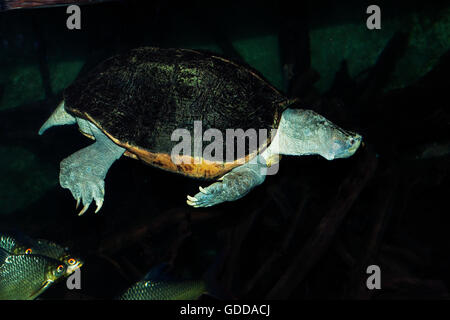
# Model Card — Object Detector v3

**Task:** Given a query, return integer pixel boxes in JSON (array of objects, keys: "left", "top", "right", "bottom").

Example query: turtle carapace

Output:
[{"left": 39, "top": 47, "right": 362, "bottom": 215}]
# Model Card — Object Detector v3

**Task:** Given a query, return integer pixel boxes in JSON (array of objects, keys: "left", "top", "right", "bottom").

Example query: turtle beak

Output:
[{"left": 348, "top": 134, "right": 362, "bottom": 155}]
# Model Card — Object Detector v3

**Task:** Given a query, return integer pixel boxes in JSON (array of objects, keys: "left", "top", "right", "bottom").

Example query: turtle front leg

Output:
[
  {"left": 60, "top": 121, "right": 125, "bottom": 215},
  {"left": 187, "top": 157, "right": 267, "bottom": 208}
]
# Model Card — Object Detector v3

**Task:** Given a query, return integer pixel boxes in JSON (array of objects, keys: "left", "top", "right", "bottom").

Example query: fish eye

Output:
[
  {"left": 349, "top": 138, "right": 355, "bottom": 145},
  {"left": 25, "top": 248, "right": 32, "bottom": 254},
  {"left": 68, "top": 258, "right": 76, "bottom": 265},
  {"left": 57, "top": 265, "right": 65, "bottom": 273}
]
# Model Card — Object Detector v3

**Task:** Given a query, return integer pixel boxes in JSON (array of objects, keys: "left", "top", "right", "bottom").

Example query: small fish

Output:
[
  {"left": 0, "top": 232, "right": 33, "bottom": 255},
  {"left": 118, "top": 264, "right": 206, "bottom": 300},
  {"left": 119, "top": 278, "right": 206, "bottom": 300},
  {"left": 0, "top": 232, "right": 83, "bottom": 276},
  {"left": 28, "top": 239, "right": 83, "bottom": 276},
  {"left": 0, "top": 247, "right": 67, "bottom": 300}
]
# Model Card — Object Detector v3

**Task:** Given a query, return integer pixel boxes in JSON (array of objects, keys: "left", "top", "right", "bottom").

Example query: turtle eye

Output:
[
  {"left": 57, "top": 265, "right": 65, "bottom": 274},
  {"left": 68, "top": 258, "right": 76, "bottom": 265},
  {"left": 25, "top": 248, "right": 32, "bottom": 254}
]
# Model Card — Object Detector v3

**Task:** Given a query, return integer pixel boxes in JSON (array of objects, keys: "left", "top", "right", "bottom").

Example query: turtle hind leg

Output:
[
  {"left": 59, "top": 120, "right": 125, "bottom": 215},
  {"left": 187, "top": 157, "right": 267, "bottom": 208}
]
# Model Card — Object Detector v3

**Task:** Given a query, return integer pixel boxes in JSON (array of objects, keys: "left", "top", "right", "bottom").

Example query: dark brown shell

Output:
[{"left": 64, "top": 47, "right": 293, "bottom": 179}]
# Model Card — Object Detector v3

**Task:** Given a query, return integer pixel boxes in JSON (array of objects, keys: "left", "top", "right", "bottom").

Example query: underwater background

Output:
[{"left": 0, "top": 0, "right": 449, "bottom": 299}]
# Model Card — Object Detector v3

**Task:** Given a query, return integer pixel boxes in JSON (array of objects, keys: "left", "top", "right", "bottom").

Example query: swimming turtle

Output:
[{"left": 39, "top": 47, "right": 362, "bottom": 215}]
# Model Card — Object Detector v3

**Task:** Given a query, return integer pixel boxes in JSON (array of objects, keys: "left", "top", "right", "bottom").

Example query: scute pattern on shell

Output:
[{"left": 64, "top": 47, "right": 290, "bottom": 161}]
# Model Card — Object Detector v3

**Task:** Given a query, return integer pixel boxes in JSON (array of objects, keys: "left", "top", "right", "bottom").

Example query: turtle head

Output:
[
  {"left": 321, "top": 129, "right": 362, "bottom": 160},
  {"left": 309, "top": 112, "right": 362, "bottom": 160},
  {"left": 278, "top": 109, "right": 362, "bottom": 160}
]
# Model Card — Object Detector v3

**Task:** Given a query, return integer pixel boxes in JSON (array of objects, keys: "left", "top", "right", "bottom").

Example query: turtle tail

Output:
[{"left": 39, "top": 101, "right": 76, "bottom": 135}]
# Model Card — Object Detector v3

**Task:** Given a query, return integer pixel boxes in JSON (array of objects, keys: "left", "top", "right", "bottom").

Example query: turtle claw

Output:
[
  {"left": 78, "top": 203, "right": 90, "bottom": 216},
  {"left": 186, "top": 163, "right": 266, "bottom": 208},
  {"left": 76, "top": 190, "right": 104, "bottom": 216},
  {"left": 186, "top": 182, "right": 225, "bottom": 208},
  {"left": 186, "top": 186, "right": 214, "bottom": 207},
  {"left": 199, "top": 186, "right": 209, "bottom": 194},
  {"left": 94, "top": 199, "right": 104, "bottom": 214},
  {"left": 60, "top": 157, "right": 106, "bottom": 216},
  {"left": 187, "top": 195, "right": 198, "bottom": 202},
  {"left": 66, "top": 180, "right": 104, "bottom": 216},
  {"left": 186, "top": 197, "right": 202, "bottom": 208}
]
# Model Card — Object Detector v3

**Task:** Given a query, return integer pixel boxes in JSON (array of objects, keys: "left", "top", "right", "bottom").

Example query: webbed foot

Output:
[
  {"left": 60, "top": 156, "right": 105, "bottom": 216},
  {"left": 58, "top": 120, "right": 125, "bottom": 216},
  {"left": 187, "top": 159, "right": 267, "bottom": 208}
]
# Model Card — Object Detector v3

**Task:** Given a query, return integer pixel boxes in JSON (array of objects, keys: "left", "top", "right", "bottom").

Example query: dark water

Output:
[{"left": 0, "top": 0, "right": 449, "bottom": 300}]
